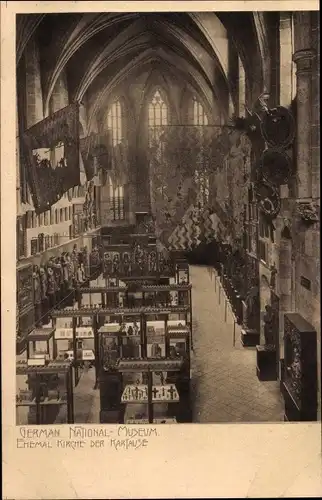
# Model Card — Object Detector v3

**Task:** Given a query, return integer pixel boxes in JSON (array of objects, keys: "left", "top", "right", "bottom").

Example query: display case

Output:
[
  {"left": 166, "top": 323, "right": 190, "bottom": 358},
  {"left": 53, "top": 317, "right": 74, "bottom": 362},
  {"left": 16, "top": 360, "right": 74, "bottom": 425},
  {"left": 146, "top": 320, "right": 166, "bottom": 358},
  {"left": 282, "top": 313, "right": 317, "bottom": 421},
  {"left": 98, "top": 325, "right": 123, "bottom": 423},
  {"left": 175, "top": 260, "right": 190, "bottom": 284},
  {"left": 52, "top": 311, "right": 99, "bottom": 387},
  {"left": 26, "top": 328, "right": 55, "bottom": 364},
  {"left": 117, "top": 358, "right": 187, "bottom": 424},
  {"left": 98, "top": 323, "right": 122, "bottom": 372},
  {"left": 71, "top": 315, "right": 97, "bottom": 386}
]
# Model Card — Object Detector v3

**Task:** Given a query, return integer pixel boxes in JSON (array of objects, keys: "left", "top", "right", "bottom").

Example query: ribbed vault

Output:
[{"left": 17, "top": 11, "right": 270, "bottom": 123}]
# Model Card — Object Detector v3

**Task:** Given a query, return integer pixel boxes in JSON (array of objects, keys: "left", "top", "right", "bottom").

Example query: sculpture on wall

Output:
[
  {"left": 133, "top": 242, "right": 146, "bottom": 273},
  {"left": 122, "top": 252, "right": 131, "bottom": 276},
  {"left": 255, "top": 178, "right": 281, "bottom": 219},
  {"left": 148, "top": 251, "right": 157, "bottom": 273},
  {"left": 296, "top": 201, "right": 319, "bottom": 224}
]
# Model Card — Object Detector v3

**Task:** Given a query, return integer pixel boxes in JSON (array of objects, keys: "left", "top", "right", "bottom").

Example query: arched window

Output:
[
  {"left": 107, "top": 100, "right": 122, "bottom": 146},
  {"left": 193, "top": 97, "right": 209, "bottom": 207},
  {"left": 193, "top": 96, "right": 209, "bottom": 126},
  {"left": 107, "top": 100, "right": 125, "bottom": 220},
  {"left": 148, "top": 89, "right": 168, "bottom": 145}
]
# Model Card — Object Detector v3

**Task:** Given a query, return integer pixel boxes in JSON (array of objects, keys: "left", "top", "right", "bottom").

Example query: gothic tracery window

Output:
[
  {"left": 148, "top": 89, "right": 168, "bottom": 145},
  {"left": 193, "top": 96, "right": 209, "bottom": 126},
  {"left": 193, "top": 97, "right": 209, "bottom": 207},
  {"left": 107, "top": 100, "right": 125, "bottom": 220}
]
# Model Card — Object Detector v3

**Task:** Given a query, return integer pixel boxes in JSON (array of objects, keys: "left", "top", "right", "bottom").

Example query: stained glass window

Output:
[
  {"left": 107, "top": 100, "right": 125, "bottom": 220},
  {"left": 107, "top": 100, "right": 122, "bottom": 147},
  {"left": 148, "top": 90, "right": 168, "bottom": 145},
  {"left": 193, "top": 97, "right": 209, "bottom": 126}
]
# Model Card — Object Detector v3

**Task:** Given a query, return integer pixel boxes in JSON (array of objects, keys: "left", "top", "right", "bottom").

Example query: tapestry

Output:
[
  {"left": 22, "top": 103, "right": 80, "bottom": 214},
  {"left": 80, "top": 132, "right": 112, "bottom": 181},
  {"left": 149, "top": 125, "right": 252, "bottom": 250}
]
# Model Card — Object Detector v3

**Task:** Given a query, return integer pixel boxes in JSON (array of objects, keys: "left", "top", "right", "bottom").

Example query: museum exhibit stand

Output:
[
  {"left": 52, "top": 311, "right": 98, "bottom": 387},
  {"left": 256, "top": 345, "right": 278, "bottom": 381},
  {"left": 99, "top": 356, "right": 191, "bottom": 424},
  {"left": 98, "top": 310, "right": 192, "bottom": 424},
  {"left": 282, "top": 313, "right": 318, "bottom": 421},
  {"left": 26, "top": 327, "right": 55, "bottom": 364},
  {"left": 16, "top": 359, "right": 74, "bottom": 425}
]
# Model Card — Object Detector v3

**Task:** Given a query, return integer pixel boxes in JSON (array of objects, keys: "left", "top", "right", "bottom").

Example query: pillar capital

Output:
[{"left": 292, "top": 49, "right": 316, "bottom": 73}]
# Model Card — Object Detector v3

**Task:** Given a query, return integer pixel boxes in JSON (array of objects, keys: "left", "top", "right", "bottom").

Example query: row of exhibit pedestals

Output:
[
  {"left": 216, "top": 270, "right": 318, "bottom": 422},
  {"left": 16, "top": 278, "right": 193, "bottom": 426}
]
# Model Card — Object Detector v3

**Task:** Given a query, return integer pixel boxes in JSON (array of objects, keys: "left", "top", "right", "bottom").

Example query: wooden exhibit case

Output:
[
  {"left": 26, "top": 328, "right": 55, "bottom": 364},
  {"left": 99, "top": 358, "right": 190, "bottom": 424},
  {"left": 98, "top": 310, "right": 192, "bottom": 424},
  {"left": 52, "top": 312, "right": 98, "bottom": 387},
  {"left": 282, "top": 313, "right": 318, "bottom": 421},
  {"left": 16, "top": 359, "right": 74, "bottom": 425}
]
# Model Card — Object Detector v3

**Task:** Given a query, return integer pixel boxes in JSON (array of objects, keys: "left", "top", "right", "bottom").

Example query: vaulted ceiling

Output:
[{"left": 17, "top": 12, "right": 271, "bottom": 125}]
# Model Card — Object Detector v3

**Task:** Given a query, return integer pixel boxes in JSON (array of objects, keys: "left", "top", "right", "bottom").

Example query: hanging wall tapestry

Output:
[
  {"left": 80, "top": 132, "right": 112, "bottom": 181},
  {"left": 22, "top": 103, "right": 80, "bottom": 214},
  {"left": 149, "top": 125, "right": 252, "bottom": 250}
]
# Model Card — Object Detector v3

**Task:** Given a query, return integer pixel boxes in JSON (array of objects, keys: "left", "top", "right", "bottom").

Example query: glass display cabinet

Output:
[
  {"left": 98, "top": 323, "right": 122, "bottom": 372},
  {"left": 117, "top": 358, "right": 186, "bottom": 424},
  {"left": 120, "top": 318, "right": 141, "bottom": 358},
  {"left": 72, "top": 315, "right": 97, "bottom": 386},
  {"left": 26, "top": 328, "right": 55, "bottom": 365},
  {"left": 146, "top": 320, "right": 166, "bottom": 358},
  {"left": 16, "top": 359, "right": 74, "bottom": 425},
  {"left": 53, "top": 317, "right": 74, "bottom": 362},
  {"left": 175, "top": 260, "right": 190, "bottom": 284},
  {"left": 51, "top": 309, "right": 99, "bottom": 387},
  {"left": 98, "top": 323, "right": 123, "bottom": 423}
]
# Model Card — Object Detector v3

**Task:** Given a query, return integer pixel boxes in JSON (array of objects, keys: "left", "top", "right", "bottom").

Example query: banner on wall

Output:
[
  {"left": 80, "top": 132, "right": 112, "bottom": 180},
  {"left": 22, "top": 103, "right": 80, "bottom": 214},
  {"left": 149, "top": 125, "right": 251, "bottom": 250}
]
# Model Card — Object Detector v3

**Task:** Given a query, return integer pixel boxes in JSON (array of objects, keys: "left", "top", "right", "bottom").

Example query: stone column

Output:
[
  {"left": 292, "top": 12, "right": 316, "bottom": 200},
  {"left": 292, "top": 48, "right": 316, "bottom": 199}
]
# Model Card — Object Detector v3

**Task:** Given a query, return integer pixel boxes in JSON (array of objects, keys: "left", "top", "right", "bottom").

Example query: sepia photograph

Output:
[
  {"left": 2, "top": 3, "right": 322, "bottom": 498},
  {"left": 13, "top": 6, "right": 321, "bottom": 428}
]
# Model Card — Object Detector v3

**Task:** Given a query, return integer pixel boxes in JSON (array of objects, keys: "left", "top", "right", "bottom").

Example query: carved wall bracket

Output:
[{"left": 295, "top": 201, "right": 319, "bottom": 224}]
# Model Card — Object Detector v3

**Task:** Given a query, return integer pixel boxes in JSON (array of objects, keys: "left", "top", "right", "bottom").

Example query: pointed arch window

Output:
[
  {"left": 193, "top": 97, "right": 209, "bottom": 207},
  {"left": 148, "top": 89, "right": 168, "bottom": 145},
  {"left": 107, "top": 100, "right": 122, "bottom": 146},
  {"left": 193, "top": 96, "right": 209, "bottom": 126},
  {"left": 107, "top": 100, "right": 125, "bottom": 220}
]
